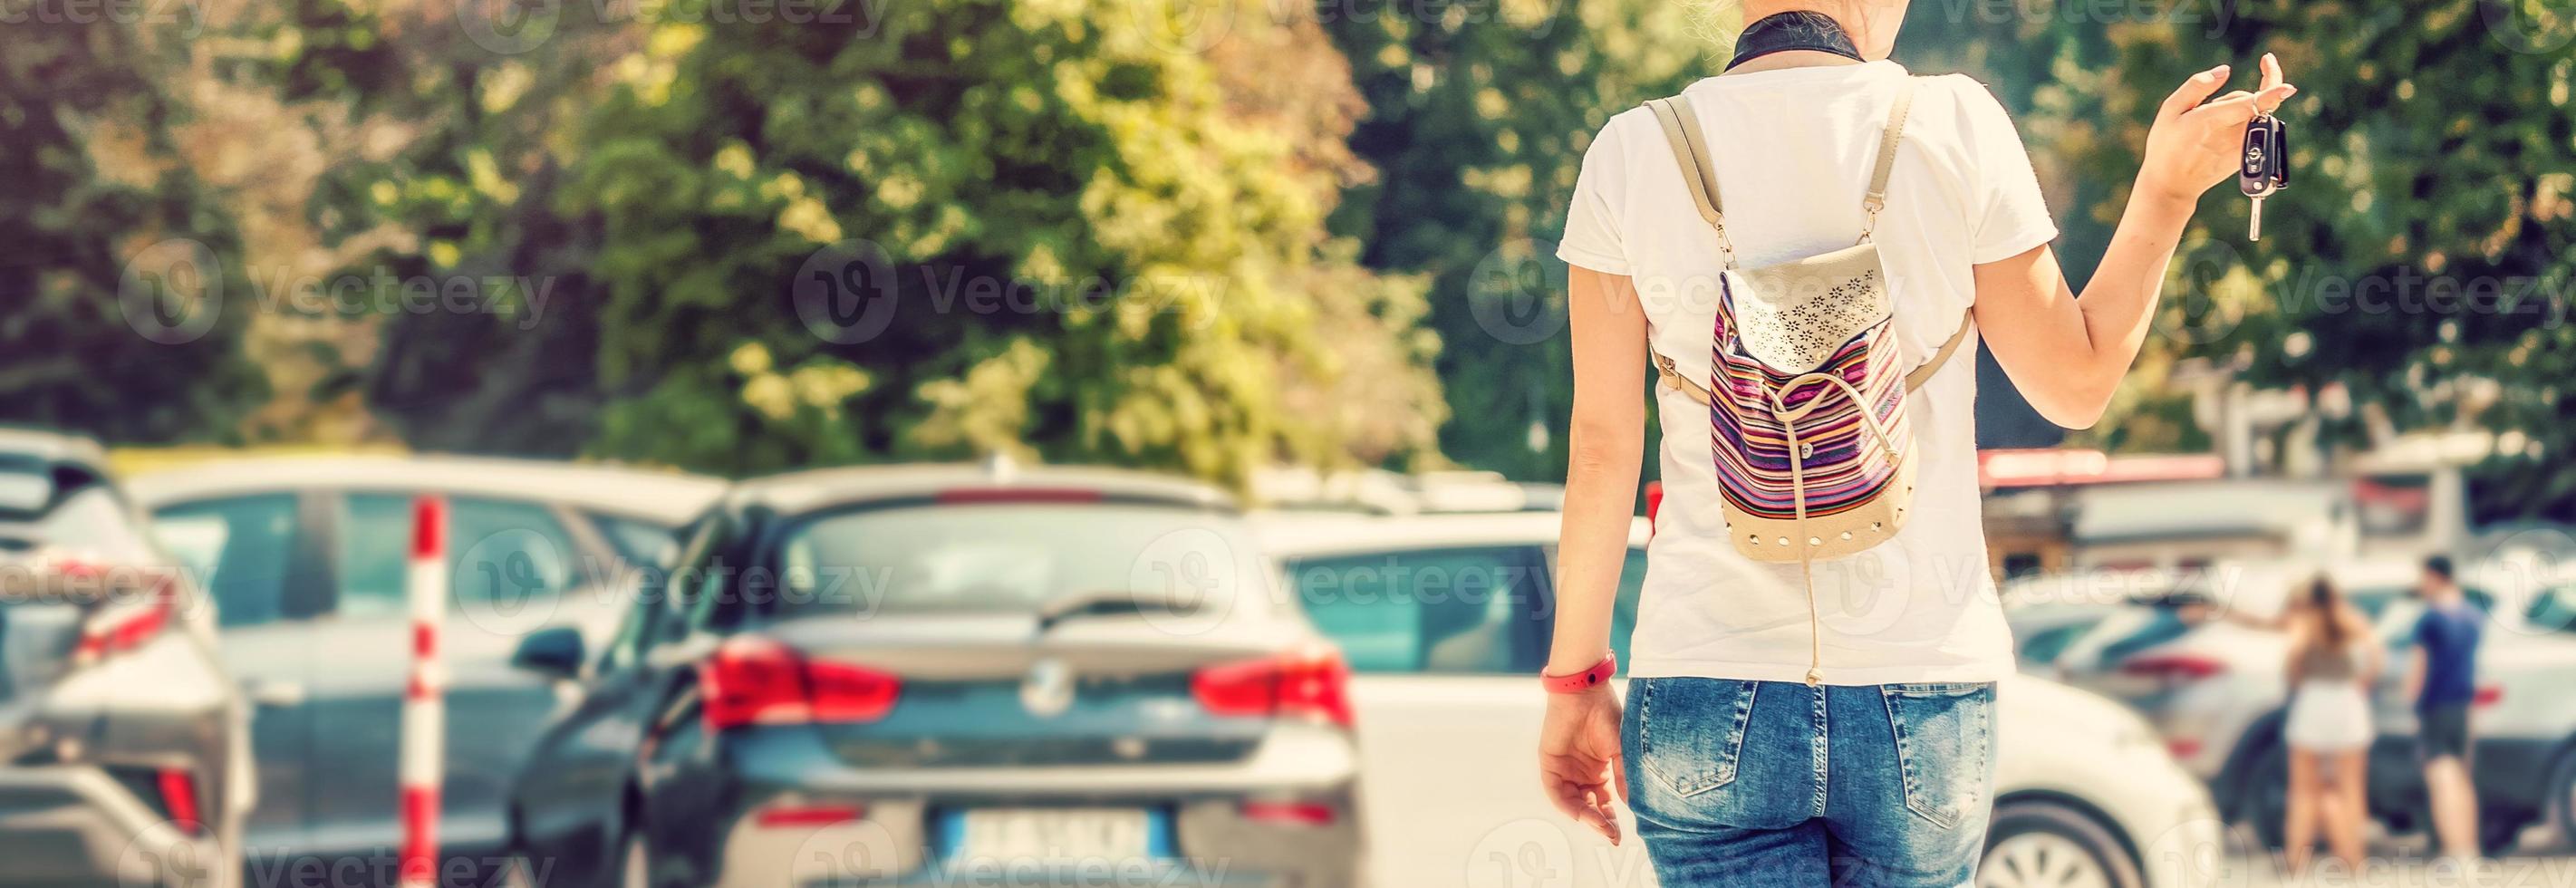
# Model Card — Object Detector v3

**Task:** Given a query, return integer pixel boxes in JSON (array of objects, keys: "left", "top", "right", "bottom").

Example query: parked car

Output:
[
  {"left": 2038, "top": 557, "right": 2576, "bottom": 854},
  {"left": 0, "top": 429, "right": 248, "bottom": 886},
  {"left": 499, "top": 462, "right": 1363, "bottom": 887},
  {"left": 128, "top": 455, "right": 723, "bottom": 883},
  {"left": 1252, "top": 510, "right": 2222, "bottom": 888}
]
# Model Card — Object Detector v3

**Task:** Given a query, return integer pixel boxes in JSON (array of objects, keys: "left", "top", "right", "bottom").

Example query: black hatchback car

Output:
[{"left": 499, "top": 462, "right": 1363, "bottom": 888}]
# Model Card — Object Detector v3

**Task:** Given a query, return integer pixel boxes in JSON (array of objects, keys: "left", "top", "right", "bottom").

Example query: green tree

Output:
[
  {"left": 0, "top": 14, "right": 265, "bottom": 443},
  {"left": 325, "top": 0, "right": 1442, "bottom": 485},
  {"left": 1323, "top": 0, "right": 1712, "bottom": 480},
  {"left": 2009, "top": 2, "right": 2576, "bottom": 516}
]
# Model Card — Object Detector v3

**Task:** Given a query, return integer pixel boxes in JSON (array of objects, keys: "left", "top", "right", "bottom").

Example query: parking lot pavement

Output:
[{"left": 2216, "top": 827, "right": 2576, "bottom": 887}]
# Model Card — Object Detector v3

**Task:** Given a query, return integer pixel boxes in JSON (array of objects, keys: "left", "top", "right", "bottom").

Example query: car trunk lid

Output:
[{"left": 742, "top": 613, "right": 1336, "bottom": 768}]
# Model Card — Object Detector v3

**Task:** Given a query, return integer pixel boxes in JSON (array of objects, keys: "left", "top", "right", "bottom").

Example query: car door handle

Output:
[{"left": 243, "top": 679, "right": 306, "bottom": 708}]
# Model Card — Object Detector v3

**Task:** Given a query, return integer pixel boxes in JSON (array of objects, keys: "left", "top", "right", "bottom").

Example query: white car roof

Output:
[
  {"left": 1249, "top": 510, "right": 1651, "bottom": 557},
  {"left": 130, "top": 454, "right": 727, "bottom": 526}
]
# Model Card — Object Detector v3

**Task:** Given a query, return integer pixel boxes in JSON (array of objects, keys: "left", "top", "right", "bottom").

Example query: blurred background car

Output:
[
  {"left": 2027, "top": 557, "right": 2576, "bottom": 854},
  {"left": 126, "top": 455, "right": 721, "bottom": 883},
  {"left": 501, "top": 462, "right": 1361, "bottom": 888},
  {"left": 0, "top": 430, "right": 247, "bottom": 887},
  {"left": 1254, "top": 509, "right": 2220, "bottom": 888}
]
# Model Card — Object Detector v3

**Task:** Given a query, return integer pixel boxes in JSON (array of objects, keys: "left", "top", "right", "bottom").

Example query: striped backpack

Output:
[{"left": 1642, "top": 80, "right": 1971, "bottom": 673}]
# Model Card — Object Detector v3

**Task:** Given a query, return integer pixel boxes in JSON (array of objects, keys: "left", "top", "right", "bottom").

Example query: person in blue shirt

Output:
[{"left": 2405, "top": 555, "right": 2484, "bottom": 860}]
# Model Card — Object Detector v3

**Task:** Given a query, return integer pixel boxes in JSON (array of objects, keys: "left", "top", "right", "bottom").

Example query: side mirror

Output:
[{"left": 510, "top": 625, "right": 586, "bottom": 680}]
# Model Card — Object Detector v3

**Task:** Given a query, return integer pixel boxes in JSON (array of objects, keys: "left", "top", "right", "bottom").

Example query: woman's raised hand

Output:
[{"left": 2137, "top": 53, "right": 2299, "bottom": 205}]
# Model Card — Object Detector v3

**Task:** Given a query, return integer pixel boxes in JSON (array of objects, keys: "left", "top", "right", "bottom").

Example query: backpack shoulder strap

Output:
[
  {"left": 1861, "top": 78, "right": 1919, "bottom": 236},
  {"left": 1643, "top": 95, "right": 1723, "bottom": 228},
  {"left": 1905, "top": 311, "right": 1973, "bottom": 391}
]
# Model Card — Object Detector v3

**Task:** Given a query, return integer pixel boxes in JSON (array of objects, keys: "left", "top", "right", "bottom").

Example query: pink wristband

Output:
[{"left": 1541, "top": 654, "right": 1617, "bottom": 693}]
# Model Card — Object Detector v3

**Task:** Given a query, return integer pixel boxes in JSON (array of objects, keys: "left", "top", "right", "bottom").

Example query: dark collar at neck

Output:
[{"left": 1725, "top": 11, "right": 1866, "bottom": 71}]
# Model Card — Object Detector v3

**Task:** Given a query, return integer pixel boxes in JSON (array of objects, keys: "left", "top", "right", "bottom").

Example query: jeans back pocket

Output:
[
  {"left": 1632, "top": 677, "right": 1760, "bottom": 797},
  {"left": 1879, "top": 681, "right": 1994, "bottom": 830}
]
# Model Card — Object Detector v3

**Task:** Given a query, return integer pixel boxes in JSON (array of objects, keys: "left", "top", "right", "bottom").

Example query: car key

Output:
[{"left": 2239, "top": 112, "right": 2288, "bottom": 240}]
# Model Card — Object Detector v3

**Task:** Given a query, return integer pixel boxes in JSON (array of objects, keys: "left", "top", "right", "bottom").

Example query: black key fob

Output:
[
  {"left": 2239, "top": 114, "right": 2287, "bottom": 198},
  {"left": 2240, "top": 113, "right": 2287, "bottom": 240}
]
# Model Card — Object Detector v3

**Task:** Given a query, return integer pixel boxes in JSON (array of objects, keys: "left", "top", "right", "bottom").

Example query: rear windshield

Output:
[
  {"left": 0, "top": 458, "right": 56, "bottom": 517},
  {"left": 767, "top": 503, "right": 1269, "bottom": 619}
]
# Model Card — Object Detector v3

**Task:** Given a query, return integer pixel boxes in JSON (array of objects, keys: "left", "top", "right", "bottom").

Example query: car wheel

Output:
[
  {"left": 2243, "top": 742, "right": 2292, "bottom": 851},
  {"left": 1979, "top": 801, "right": 2145, "bottom": 888},
  {"left": 2552, "top": 748, "right": 2576, "bottom": 852}
]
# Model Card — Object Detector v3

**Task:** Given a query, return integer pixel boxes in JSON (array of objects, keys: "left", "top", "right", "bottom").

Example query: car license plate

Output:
[{"left": 953, "top": 807, "right": 1153, "bottom": 862}]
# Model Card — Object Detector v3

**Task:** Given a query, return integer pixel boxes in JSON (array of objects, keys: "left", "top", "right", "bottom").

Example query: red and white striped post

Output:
[{"left": 400, "top": 496, "right": 448, "bottom": 888}]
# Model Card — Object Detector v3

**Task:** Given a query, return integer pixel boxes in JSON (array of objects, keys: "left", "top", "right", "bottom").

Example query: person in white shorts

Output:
[{"left": 2281, "top": 574, "right": 2380, "bottom": 874}]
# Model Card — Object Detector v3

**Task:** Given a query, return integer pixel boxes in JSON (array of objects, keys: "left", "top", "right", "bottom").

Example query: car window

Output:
[
  {"left": 2527, "top": 584, "right": 2576, "bottom": 634},
  {"left": 1609, "top": 546, "right": 1645, "bottom": 675},
  {"left": 150, "top": 494, "right": 299, "bottom": 627},
  {"left": 2016, "top": 620, "right": 2098, "bottom": 666},
  {"left": 769, "top": 504, "right": 1264, "bottom": 622},
  {"left": 589, "top": 512, "right": 683, "bottom": 568},
  {"left": 603, "top": 517, "right": 720, "bottom": 671},
  {"left": 1286, "top": 545, "right": 1544, "bottom": 674},
  {"left": 337, "top": 494, "right": 579, "bottom": 619}
]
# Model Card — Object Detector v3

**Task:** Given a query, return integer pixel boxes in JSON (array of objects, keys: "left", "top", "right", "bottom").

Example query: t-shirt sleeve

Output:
[
  {"left": 1556, "top": 116, "right": 1631, "bottom": 275},
  {"left": 1954, "top": 79, "right": 2060, "bottom": 264}
]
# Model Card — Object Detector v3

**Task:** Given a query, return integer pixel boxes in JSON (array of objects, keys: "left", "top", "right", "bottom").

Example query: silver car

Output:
[
  {"left": 129, "top": 455, "right": 722, "bottom": 883},
  {"left": 2031, "top": 557, "right": 2576, "bottom": 854},
  {"left": 0, "top": 430, "right": 249, "bottom": 887}
]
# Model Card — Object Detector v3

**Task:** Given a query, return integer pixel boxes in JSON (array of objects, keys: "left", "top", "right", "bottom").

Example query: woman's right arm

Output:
[
  {"left": 1535, "top": 264, "right": 1646, "bottom": 846},
  {"left": 1973, "top": 56, "right": 2297, "bottom": 429}
]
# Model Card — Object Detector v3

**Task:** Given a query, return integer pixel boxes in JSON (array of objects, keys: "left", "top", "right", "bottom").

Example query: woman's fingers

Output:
[
  {"left": 1542, "top": 752, "right": 1623, "bottom": 844},
  {"left": 1546, "top": 775, "right": 1619, "bottom": 843},
  {"left": 2159, "top": 63, "right": 2233, "bottom": 120},
  {"left": 2259, "top": 52, "right": 2283, "bottom": 93},
  {"left": 2186, "top": 83, "right": 2298, "bottom": 128}
]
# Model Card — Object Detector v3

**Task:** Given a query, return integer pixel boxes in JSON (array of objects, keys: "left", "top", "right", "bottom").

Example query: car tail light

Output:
[
  {"left": 1239, "top": 800, "right": 1338, "bottom": 826},
  {"left": 1192, "top": 648, "right": 1353, "bottom": 728},
  {"left": 2166, "top": 738, "right": 2203, "bottom": 760},
  {"left": 2118, "top": 653, "right": 2226, "bottom": 682},
  {"left": 158, "top": 767, "right": 203, "bottom": 835},
  {"left": 1645, "top": 481, "right": 1664, "bottom": 535},
  {"left": 754, "top": 803, "right": 866, "bottom": 828},
  {"left": 2474, "top": 684, "right": 2503, "bottom": 708},
  {"left": 699, "top": 638, "right": 901, "bottom": 731}
]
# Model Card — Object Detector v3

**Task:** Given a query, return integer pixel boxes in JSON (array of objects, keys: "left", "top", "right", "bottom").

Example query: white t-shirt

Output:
[{"left": 1558, "top": 60, "right": 2058, "bottom": 685}]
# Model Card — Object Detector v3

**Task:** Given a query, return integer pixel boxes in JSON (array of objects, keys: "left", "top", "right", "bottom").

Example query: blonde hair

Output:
[{"left": 1686, "top": 0, "right": 1747, "bottom": 42}]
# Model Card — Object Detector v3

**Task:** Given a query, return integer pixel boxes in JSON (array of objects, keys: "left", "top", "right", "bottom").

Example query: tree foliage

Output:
[
  {"left": 1324, "top": 0, "right": 1710, "bottom": 479},
  {"left": 0, "top": 11, "right": 265, "bottom": 442},
  {"left": 325, "top": 0, "right": 1443, "bottom": 485}
]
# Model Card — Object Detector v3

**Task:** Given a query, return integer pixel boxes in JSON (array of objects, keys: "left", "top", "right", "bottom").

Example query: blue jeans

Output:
[{"left": 1621, "top": 678, "right": 1998, "bottom": 888}]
